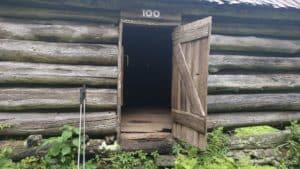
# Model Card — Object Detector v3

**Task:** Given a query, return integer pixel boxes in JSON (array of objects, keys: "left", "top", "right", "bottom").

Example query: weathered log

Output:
[
  {"left": 0, "top": 138, "right": 174, "bottom": 163},
  {"left": 183, "top": 3, "right": 300, "bottom": 23},
  {"left": 208, "top": 94, "right": 300, "bottom": 113},
  {"left": 228, "top": 130, "right": 290, "bottom": 150},
  {"left": 0, "top": 39, "right": 118, "bottom": 65},
  {"left": 208, "top": 111, "right": 300, "bottom": 129},
  {"left": 0, "top": 20, "right": 119, "bottom": 43},
  {"left": 0, "top": 61, "right": 117, "bottom": 87},
  {"left": 0, "top": 139, "right": 111, "bottom": 161},
  {"left": 0, "top": 0, "right": 120, "bottom": 10},
  {"left": 212, "top": 22, "right": 300, "bottom": 39},
  {"left": 211, "top": 35, "right": 300, "bottom": 55},
  {"left": 208, "top": 74, "right": 300, "bottom": 94},
  {"left": 0, "top": 5, "right": 119, "bottom": 24},
  {"left": 0, "top": 112, "right": 117, "bottom": 136},
  {"left": 0, "top": 88, "right": 117, "bottom": 111},
  {"left": 121, "top": 132, "right": 173, "bottom": 154},
  {"left": 121, "top": 9, "right": 181, "bottom": 26},
  {"left": 121, "top": 138, "right": 174, "bottom": 154},
  {"left": 209, "top": 55, "right": 300, "bottom": 74}
]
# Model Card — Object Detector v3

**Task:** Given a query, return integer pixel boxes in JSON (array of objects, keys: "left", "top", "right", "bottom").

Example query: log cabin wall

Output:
[
  {"left": 180, "top": 3, "right": 300, "bottom": 129},
  {"left": 0, "top": 1, "right": 120, "bottom": 138},
  {"left": 0, "top": 0, "right": 299, "bottom": 140}
]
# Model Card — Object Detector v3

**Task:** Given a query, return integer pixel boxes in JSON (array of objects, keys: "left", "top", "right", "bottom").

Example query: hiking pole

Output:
[
  {"left": 78, "top": 84, "right": 86, "bottom": 169},
  {"left": 82, "top": 85, "right": 86, "bottom": 169}
]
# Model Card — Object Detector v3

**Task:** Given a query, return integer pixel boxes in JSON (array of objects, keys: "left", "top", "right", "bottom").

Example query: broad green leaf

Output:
[
  {"left": 61, "top": 146, "right": 71, "bottom": 156},
  {"left": 49, "top": 146, "right": 60, "bottom": 156},
  {"left": 72, "top": 138, "right": 79, "bottom": 147},
  {"left": 62, "top": 130, "right": 73, "bottom": 141}
]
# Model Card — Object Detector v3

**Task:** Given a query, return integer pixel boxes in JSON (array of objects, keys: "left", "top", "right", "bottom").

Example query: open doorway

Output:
[{"left": 121, "top": 24, "right": 174, "bottom": 145}]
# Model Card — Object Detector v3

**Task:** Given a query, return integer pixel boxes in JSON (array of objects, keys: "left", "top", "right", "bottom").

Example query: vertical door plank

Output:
[{"left": 171, "top": 17, "right": 211, "bottom": 148}]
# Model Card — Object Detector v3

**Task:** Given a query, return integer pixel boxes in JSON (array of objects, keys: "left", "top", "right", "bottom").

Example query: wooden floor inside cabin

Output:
[{"left": 120, "top": 107, "right": 174, "bottom": 153}]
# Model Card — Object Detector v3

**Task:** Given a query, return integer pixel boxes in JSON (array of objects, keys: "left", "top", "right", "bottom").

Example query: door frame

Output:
[{"left": 117, "top": 19, "right": 180, "bottom": 143}]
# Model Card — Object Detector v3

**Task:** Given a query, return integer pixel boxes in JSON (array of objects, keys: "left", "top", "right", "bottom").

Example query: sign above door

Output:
[{"left": 121, "top": 8, "right": 181, "bottom": 26}]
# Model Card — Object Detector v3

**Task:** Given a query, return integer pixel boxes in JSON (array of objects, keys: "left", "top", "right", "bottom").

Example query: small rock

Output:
[
  {"left": 25, "top": 135, "right": 43, "bottom": 147},
  {"left": 105, "top": 135, "right": 115, "bottom": 145}
]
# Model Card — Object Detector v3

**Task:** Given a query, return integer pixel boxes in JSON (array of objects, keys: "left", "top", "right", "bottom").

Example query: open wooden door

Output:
[{"left": 171, "top": 17, "right": 211, "bottom": 148}]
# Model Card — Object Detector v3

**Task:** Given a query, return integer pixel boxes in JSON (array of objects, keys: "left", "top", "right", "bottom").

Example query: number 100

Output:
[{"left": 142, "top": 9, "right": 160, "bottom": 18}]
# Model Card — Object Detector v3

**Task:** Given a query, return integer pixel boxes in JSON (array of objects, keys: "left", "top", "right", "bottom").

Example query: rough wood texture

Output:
[
  {"left": 213, "top": 22, "right": 300, "bottom": 39},
  {"left": 0, "top": 39, "right": 118, "bottom": 65},
  {"left": 0, "top": 112, "right": 117, "bottom": 136},
  {"left": 209, "top": 55, "right": 300, "bottom": 74},
  {"left": 183, "top": 3, "right": 300, "bottom": 23},
  {"left": 172, "top": 109, "right": 205, "bottom": 134},
  {"left": 0, "top": 88, "right": 117, "bottom": 111},
  {"left": 0, "top": 138, "right": 173, "bottom": 161},
  {"left": 0, "top": 5, "right": 119, "bottom": 24},
  {"left": 208, "top": 74, "right": 300, "bottom": 94},
  {"left": 121, "top": 108, "right": 172, "bottom": 133},
  {"left": 5, "top": 0, "right": 300, "bottom": 23},
  {"left": 208, "top": 111, "right": 300, "bottom": 129},
  {"left": 0, "top": 20, "right": 119, "bottom": 43},
  {"left": 121, "top": 138, "right": 174, "bottom": 154},
  {"left": 0, "top": 138, "right": 111, "bottom": 161},
  {"left": 208, "top": 94, "right": 300, "bottom": 113},
  {"left": 121, "top": 9, "right": 181, "bottom": 26},
  {"left": 172, "top": 17, "right": 211, "bottom": 148},
  {"left": 0, "top": 61, "right": 117, "bottom": 87},
  {"left": 211, "top": 35, "right": 300, "bottom": 55},
  {"left": 229, "top": 130, "right": 290, "bottom": 150}
]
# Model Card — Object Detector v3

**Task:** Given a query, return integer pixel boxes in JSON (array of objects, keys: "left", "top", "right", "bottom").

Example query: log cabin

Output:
[{"left": 0, "top": 0, "right": 299, "bottom": 154}]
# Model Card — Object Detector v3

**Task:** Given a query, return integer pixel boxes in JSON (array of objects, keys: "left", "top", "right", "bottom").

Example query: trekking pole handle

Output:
[{"left": 80, "top": 84, "right": 86, "bottom": 104}]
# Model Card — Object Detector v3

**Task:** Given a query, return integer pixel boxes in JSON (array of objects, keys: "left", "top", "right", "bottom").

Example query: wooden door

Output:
[{"left": 171, "top": 17, "right": 211, "bottom": 148}]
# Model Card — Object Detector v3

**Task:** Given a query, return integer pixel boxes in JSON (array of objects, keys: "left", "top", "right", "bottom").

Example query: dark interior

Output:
[
  {"left": 120, "top": 24, "right": 174, "bottom": 144},
  {"left": 122, "top": 25, "right": 173, "bottom": 108}
]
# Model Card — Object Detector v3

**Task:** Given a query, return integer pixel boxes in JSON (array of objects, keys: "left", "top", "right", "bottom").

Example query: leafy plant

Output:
[
  {"left": 173, "top": 127, "right": 276, "bottom": 169},
  {"left": 0, "top": 147, "right": 15, "bottom": 169},
  {"left": 40, "top": 125, "right": 79, "bottom": 169},
  {"left": 111, "top": 150, "right": 159, "bottom": 169},
  {"left": 16, "top": 156, "right": 41, "bottom": 169},
  {"left": 278, "top": 121, "right": 300, "bottom": 169}
]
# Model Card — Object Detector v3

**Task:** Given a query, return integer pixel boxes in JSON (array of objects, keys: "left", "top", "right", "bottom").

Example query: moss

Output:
[
  {"left": 0, "top": 123, "right": 13, "bottom": 130},
  {"left": 235, "top": 126, "right": 279, "bottom": 137}
]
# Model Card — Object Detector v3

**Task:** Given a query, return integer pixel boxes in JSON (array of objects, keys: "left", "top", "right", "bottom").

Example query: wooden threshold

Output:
[{"left": 120, "top": 107, "right": 173, "bottom": 153}]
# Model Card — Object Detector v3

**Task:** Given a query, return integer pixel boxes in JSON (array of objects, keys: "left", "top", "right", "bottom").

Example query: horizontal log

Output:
[
  {"left": 208, "top": 74, "right": 300, "bottom": 94},
  {"left": 211, "top": 35, "right": 300, "bottom": 55},
  {"left": 0, "top": 20, "right": 119, "bottom": 43},
  {"left": 213, "top": 22, "right": 300, "bottom": 39},
  {"left": 0, "top": 88, "right": 117, "bottom": 111},
  {"left": 209, "top": 55, "right": 300, "bottom": 74},
  {"left": 0, "top": 138, "right": 173, "bottom": 162},
  {"left": 228, "top": 130, "right": 290, "bottom": 150},
  {"left": 208, "top": 94, "right": 300, "bottom": 113},
  {"left": 183, "top": 3, "right": 300, "bottom": 24},
  {"left": 208, "top": 111, "right": 300, "bottom": 129},
  {"left": 0, "top": 112, "right": 117, "bottom": 136},
  {"left": 0, "top": 138, "right": 114, "bottom": 161},
  {"left": 0, "top": 5, "right": 119, "bottom": 24},
  {"left": 0, "top": 39, "right": 118, "bottom": 65},
  {"left": 0, "top": 0, "right": 121, "bottom": 11},
  {"left": 121, "top": 138, "right": 174, "bottom": 154},
  {"left": 0, "top": 62, "right": 117, "bottom": 87}
]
